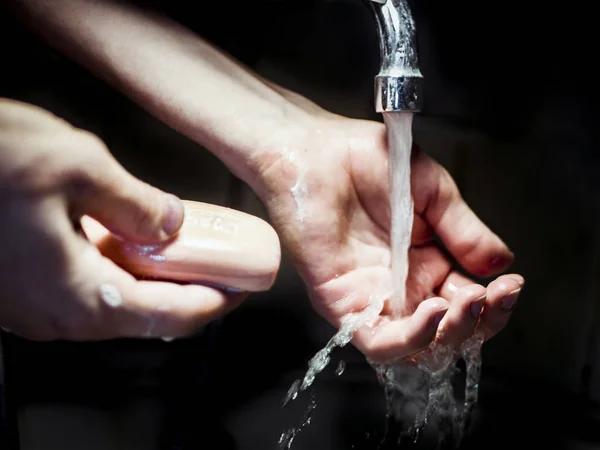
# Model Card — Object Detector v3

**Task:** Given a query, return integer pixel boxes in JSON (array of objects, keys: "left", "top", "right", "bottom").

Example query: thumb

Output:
[
  {"left": 411, "top": 151, "right": 514, "bottom": 277},
  {"left": 70, "top": 141, "right": 184, "bottom": 244}
]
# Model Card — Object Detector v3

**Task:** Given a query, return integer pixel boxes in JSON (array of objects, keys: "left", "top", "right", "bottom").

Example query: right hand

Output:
[
  {"left": 0, "top": 98, "right": 246, "bottom": 341},
  {"left": 253, "top": 113, "right": 524, "bottom": 364}
]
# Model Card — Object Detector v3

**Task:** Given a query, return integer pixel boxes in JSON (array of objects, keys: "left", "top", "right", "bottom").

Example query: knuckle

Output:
[
  {"left": 0, "top": 146, "right": 56, "bottom": 193},
  {"left": 0, "top": 104, "right": 101, "bottom": 193},
  {"left": 434, "top": 166, "right": 459, "bottom": 207},
  {"left": 63, "top": 131, "right": 116, "bottom": 200},
  {"left": 69, "top": 130, "right": 111, "bottom": 178},
  {"left": 453, "top": 218, "right": 485, "bottom": 259},
  {"left": 75, "top": 129, "right": 109, "bottom": 155},
  {"left": 0, "top": 127, "right": 110, "bottom": 195}
]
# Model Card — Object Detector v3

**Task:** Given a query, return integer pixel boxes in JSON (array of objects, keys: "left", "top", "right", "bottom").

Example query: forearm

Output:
[{"left": 10, "top": 0, "right": 317, "bottom": 197}]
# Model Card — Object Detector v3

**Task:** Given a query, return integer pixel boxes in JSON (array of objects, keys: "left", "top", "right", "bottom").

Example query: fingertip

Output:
[
  {"left": 486, "top": 274, "right": 524, "bottom": 300},
  {"left": 454, "top": 284, "right": 487, "bottom": 321},
  {"left": 435, "top": 284, "right": 486, "bottom": 346},
  {"left": 78, "top": 158, "right": 186, "bottom": 245},
  {"left": 414, "top": 297, "right": 450, "bottom": 336},
  {"left": 460, "top": 283, "right": 487, "bottom": 301},
  {"left": 353, "top": 298, "right": 449, "bottom": 364},
  {"left": 416, "top": 297, "right": 450, "bottom": 319},
  {"left": 477, "top": 273, "right": 524, "bottom": 340},
  {"left": 508, "top": 273, "right": 525, "bottom": 287}
]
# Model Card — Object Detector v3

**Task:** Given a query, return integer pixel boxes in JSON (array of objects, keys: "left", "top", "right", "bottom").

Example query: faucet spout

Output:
[{"left": 366, "top": 0, "right": 423, "bottom": 113}]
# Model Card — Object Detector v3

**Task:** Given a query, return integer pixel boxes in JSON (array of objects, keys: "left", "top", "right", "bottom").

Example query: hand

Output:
[
  {"left": 0, "top": 99, "right": 245, "bottom": 341},
  {"left": 257, "top": 113, "right": 524, "bottom": 363},
  {"left": 8, "top": 0, "right": 522, "bottom": 356}
]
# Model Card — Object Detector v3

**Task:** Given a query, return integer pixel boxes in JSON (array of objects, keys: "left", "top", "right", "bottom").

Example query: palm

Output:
[{"left": 263, "top": 118, "right": 523, "bottom": 362}]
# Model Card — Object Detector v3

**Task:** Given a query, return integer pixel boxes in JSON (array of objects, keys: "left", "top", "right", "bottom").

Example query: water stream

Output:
[{"left": 385, "top": 113, "right": 414, "bottom": 318}]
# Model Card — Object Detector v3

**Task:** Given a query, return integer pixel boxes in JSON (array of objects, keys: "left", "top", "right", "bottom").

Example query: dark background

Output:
[{"left": 1, "top": 0, "right": 600, "bottom": 449}]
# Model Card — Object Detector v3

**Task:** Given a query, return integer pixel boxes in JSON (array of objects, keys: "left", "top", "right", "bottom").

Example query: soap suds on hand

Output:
[
  {"left": 280, "top": 147, "right": 309, "bottom": 225},
  {"left": 291, "top": 168, "right": 308, "bottom": 224},
  {"left": 99, "top": 283, "right": 123, "bottom": 308}
]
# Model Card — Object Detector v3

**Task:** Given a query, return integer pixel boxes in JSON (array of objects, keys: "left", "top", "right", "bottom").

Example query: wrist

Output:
[{"left": 208, "top": 103, "right": 320, "bottom": 203}]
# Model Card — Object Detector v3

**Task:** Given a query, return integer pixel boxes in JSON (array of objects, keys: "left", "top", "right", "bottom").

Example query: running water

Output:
[
  {"left": 375, "top": 113, "right": 484, "bottom": 447},
  {"left": 279, "top": 113, "right": 484, "bottom": 448},
  {"left": 375, "top": 112, "right": 485, "bottom": 447},
  {"left": 385, "top": 113, "right": 414, "bottom": 318}
]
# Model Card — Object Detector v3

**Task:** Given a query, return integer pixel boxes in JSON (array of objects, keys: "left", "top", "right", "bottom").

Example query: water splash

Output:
[
  {"left": 279, "top": 389, "right": 317, "bottom": 450},
  {"left": 287, "top": 292, "right": 387, "bottom": 398},
  {"left": 279, "top": 292, "right": 388, "bottom": 446},
  {"left": 371, "top": 331, "right": 483, "bottom": 447},
  {"left": 335, "top": 360, "right": 346, "bottom": 376}
]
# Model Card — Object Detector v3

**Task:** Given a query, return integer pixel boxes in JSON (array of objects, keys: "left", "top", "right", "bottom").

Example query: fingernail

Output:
[
  {"left": 490, "top": 253, "right": 514, "bottom": 271},
  {"left": 163, "top": 194, "right": 185, "bottom": 236},
  {"left": 470, "top": 295, "right": 486, "bottom": 319},
  {"left": 502, "top": 288, "right": 521, "bottom": 310},
  {"left": 511, "top": 275, "right": 525, "bottom": 287},
  {"left": 434, "top": 310, "right": 447, "bottom": 326}
]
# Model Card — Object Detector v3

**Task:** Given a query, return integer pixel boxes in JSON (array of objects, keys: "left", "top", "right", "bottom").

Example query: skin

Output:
[
  {"left": 6, "top": 0, "right": 524, "bottom": 362},
  {"left": 0, "top": 99, "right": 246, "bottom": 341},
  {"left": 254, "top": 108, "right": 523, "bottom": 363}
]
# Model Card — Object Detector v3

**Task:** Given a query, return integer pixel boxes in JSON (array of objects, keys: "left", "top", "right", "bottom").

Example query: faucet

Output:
[{"left": 365, "top": 0, "right": 423, "bottom": 113}]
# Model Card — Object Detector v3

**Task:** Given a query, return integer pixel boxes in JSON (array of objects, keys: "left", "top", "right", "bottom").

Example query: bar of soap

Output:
[{"left": 81, "top": 201, "right": 281, "bottom": 292}]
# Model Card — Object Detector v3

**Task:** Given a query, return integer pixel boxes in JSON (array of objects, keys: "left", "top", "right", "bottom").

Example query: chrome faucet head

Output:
[{"left": 365, "top": 0, "right": 423, "bottom": 113}]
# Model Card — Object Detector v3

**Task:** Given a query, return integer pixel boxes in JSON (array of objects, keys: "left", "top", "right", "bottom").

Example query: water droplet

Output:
[{"left": 282, "top": 379, "right": 300, "bottom": 407}]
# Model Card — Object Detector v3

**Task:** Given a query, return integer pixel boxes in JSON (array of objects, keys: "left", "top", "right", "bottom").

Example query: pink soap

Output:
[{"left": 81, "top": 200, "right": 281, "bottom": 292}]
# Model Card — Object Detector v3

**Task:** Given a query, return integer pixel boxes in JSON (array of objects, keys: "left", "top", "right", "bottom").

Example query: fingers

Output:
[
  {"left": 0, "top": 103, "right": 184, "bottom": 244},
  {"left": 67, "top": 131, "right": 185, "bottom": 244},
  {"left": 102, "top": 277, "right": 247, "bottom": 340},
  {"left": 353, "top": 297, "right": 449, "bottom": 364},
  {"left": 411, "top": 151, "right": 514, "bottom": 277},
  {"left": 480, "top": 273, "right": 524, "bottom": 340},
  {"left": 46, "top": 237, "right": 247, "bottom": 341},
  {"left": 435, "top": 274, "right": 486, "bottom": 347},
  {"left": 402, "top": 245, "right": 452, "bottom": 315},
  {"left": 438, "top": 271, "right": 524, "bottom": 342},
  {"left": 359, "top": 271, "right": 523, "bottom": 363}
]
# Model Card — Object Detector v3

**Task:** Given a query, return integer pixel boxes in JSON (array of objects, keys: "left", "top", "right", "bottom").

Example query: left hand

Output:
[{"left": 254, "top": 113, "right": 524, "bottom": 364}]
